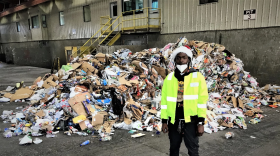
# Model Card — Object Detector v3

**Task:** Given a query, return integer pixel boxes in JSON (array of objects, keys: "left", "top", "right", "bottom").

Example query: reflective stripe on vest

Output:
[
  {"left": 167, "top": 96, "right": 177, "bottom": 102},
  {"left": 190, "top": 82, "right": 199, "bottom": 87},
  {"left": 161, "top": 105, "right": 167, "bottom": 109},
  {"left": 183, "top": 95, "right": 198, "bottom": 100},
  {"left": 167, "top": 72, "right": 174, "bottom": 80},
  {"left": 197, "top": 104, "right": 207, "bottom": 108}
]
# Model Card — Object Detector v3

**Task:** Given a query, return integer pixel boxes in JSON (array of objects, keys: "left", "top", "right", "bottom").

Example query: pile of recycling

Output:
[{"left": 1, "top": 37, "right": 280, "bottom": 145}]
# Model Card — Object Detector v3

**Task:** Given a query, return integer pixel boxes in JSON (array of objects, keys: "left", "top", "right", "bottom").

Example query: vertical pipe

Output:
[
  {"left": 261, "top": 0, "right": 265, "bottom": 27},
  {"left": 147, "top": 8, "right": 149, "bottom": 31},
  {"left": 268, "top": 0, "right": 272, "bottom": 26},
  {"left": 159, "top": 8, "right": 161, "bottom": 31},
  {"left": 225, "top": 0, "right": 228, "bottom": 29},
  {"left": 237, "top": 0, "right": 240, "bottom": 29},
  {"left": 255, "top": 0, "right": 258, "bottom": 27},
  {"left": 220, "top": 0, "right": 223, "bottom": 30},
  {"left": 133, "top": 10, "right": 135, "bottom": 31},
  {"left": 276, "top": 0, "right": 280, "bottom": 26},
  {"left": 231, "top": 0, "right": 234, "bottom": 29}
]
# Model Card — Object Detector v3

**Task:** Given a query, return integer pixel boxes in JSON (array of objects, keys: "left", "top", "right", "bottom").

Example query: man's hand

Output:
[
  {"left": 197, "top": 125, "right": 204, "bottom": 136},
  {"left": 162, "top": 123, "right": 168, "bottom": 133}
]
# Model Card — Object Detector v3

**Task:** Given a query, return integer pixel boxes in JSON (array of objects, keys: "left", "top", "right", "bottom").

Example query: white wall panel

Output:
[
  {"left": 0, "top": 0, "right": 118, "bottom": 42},
  {"left": 161, "top": 0, "right": 280, "bottom": 34}
]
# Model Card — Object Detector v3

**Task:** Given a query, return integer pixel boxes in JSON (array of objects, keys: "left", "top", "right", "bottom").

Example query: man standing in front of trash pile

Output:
[{"left": 161, "top": 46, "right": 209, "bottom": 156}]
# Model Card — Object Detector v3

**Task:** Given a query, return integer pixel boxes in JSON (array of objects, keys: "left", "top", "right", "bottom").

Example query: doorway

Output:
[
  {"left": 110, "top": 2, "right": 118, "bottom": 19},
  {"left": 110, "top": 2, "right": 119, "bottom": 31}
]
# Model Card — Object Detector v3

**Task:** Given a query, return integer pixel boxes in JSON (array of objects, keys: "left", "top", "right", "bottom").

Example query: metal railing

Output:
[
  {"left": 121, "top": 7, "right": 161, "bottom": 31},
  {"left": 71, "top": 16, "right": 112, "bottom": 57},
  {"left": 74, "top": 16, "right": 122, "bottom": 57},
  {"left": 72, "top": 7, "right": 161, "bottom": 58},
  {"left": 100, "top": 15, "right": 112, "bottom": 32}
]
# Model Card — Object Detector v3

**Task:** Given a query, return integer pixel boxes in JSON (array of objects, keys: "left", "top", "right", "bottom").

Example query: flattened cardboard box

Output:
[
  {"left": 71, "top": 63, "right": 82, "bottom": 70},
  {"left": 35, "top": 110, "right": 45, "bottom": 118},
  {"left": 81, "top": 62, "right": 97, "bottom": 74},
  {"left": 92, "top": 111, "right": 108, "bottom": 126},
  {"left": 95, "top": 53, "right": 112, "bottom": 63},
  {"left": 79, "top": 119, "right": 90, "bottom": 130},
  {"left": 4, "top": 88, "right": 33, "bottom": 102},
  {"left": 103, "top": 120, "right": 115, "bottom": 133},
  {"left": 68, "top": 92, "right": 91, "bottom": 116}
]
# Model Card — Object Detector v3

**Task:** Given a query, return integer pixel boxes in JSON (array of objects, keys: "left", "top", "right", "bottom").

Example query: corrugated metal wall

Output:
[
  {"left": 0, "top": 0, "right": 119, "bottom": 43},
  {"left": 160, "top": 0, "right": 280, "bottom": 34},
  {"left": 47, "top": 0, "right": 119, "bottom": 40},
  {"left": 3, "top": 0, "right": 280, "bottom": 42}
]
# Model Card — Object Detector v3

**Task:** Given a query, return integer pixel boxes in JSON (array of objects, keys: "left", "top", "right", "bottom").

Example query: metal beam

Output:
[{"left": 0, "top": 0, "right": 50, "bottom": 17}]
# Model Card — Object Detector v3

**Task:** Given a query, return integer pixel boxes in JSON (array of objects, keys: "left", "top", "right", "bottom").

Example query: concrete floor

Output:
[{"left": 1, "top": 62, "right": 280, "bottom": 156}]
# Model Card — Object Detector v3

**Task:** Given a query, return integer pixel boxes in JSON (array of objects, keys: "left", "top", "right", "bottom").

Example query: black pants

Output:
[{"left": 168, "top": 121, "right": 199, "bottom": 156}]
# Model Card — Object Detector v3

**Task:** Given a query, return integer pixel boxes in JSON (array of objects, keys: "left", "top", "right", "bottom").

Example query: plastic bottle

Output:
[
  {"left": 100, "top": 135, "right": 112, "bottom": 141},
  {"left": 225, "top": 132, "right": 234, "bottom": 139},
  {"left": 46, "top": 134, "right": 57, "bottom": 138},
  {"left": 75, "top": 132, "right": 88, "bottom": 136},
  {"left": 13, "top": 128, "right": 23, "bottom": 136},
  {"left": 3, "top": 110, "right": 13, "bottom": 115},
  {"left": 3, "top": 131, "right": 13, "bottom": 138},
  {"left": 69, "top": 126, "right": 78, "bottom": 133},
  {"left": 80, "top": 140, "right": 90, "bottom": 146}
]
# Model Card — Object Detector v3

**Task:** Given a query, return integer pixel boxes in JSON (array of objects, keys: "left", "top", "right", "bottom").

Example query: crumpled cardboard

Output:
[
  {"left": 152, "top": 65, "right": 167, "bottom": 79},
  {"left": 68, "top": 92, "right": 91, "bottom": 116},
  {"left": 81, "top": 62, "right": 97, "bottom": 73},
  {"left": 71, "top": 63, "right": 82, "bottom": 70},
  {"left": 92, "top": 111, "right": 108, "bottom": 126},
  {"left": 32, "top": 77, "right": 42, "bottom": 87},
  {"left": 95, "top": 53, "right": 112, "bottom": 63},
  {"left": 132, "top": 60, "right": 148, "bottom": 73},
  {"left": 79, "top": 119, "right": 90, "bottom": 130},
  {"left": 119, "top": 77, "right": 132, "bottom": 87},
  {"left": 42, "top": 76, "right": 57, "bottom": 89},
  {"left": 35, "top": 110, "right": 45, "bottom": 118},
  {"left": 124, "top": 117, "right": 132, "bottom": 125},
  {"left": 4, "top": 88, "right": 33, "bottom": 102},
  {"left": 103, "top": 120, "right": 115, "bottom": 133}
]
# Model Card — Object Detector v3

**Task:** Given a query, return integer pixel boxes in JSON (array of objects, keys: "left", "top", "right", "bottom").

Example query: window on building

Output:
[
  {"left": 83, "top": 5, "right": 91, "bottom": 22},
  {"left": 16, "top": 22, "right": 20, "bottom": 32},
  {"left": 151, "top": 0, "right": 158, "bottom": 9},
  {"left": 199, "top": 0, "right": 218, "bottom": 4},
  {"left": 111, "top": 2, "right": 118, "bottom": 18},
  {"left": 59, "top": 11, "right": 65, "bottom": 26},
  {"left": 42, "top": 15, "right": 47, "bottom": 28},
  {"left": 31, "top": 15, "right": 39, "bottom": 28},
  {"left": 28, "top": 19, "right": 31, "bottom": 30},
  {"left": 123, "top": 0, "right": 143, "bottom": 16}
]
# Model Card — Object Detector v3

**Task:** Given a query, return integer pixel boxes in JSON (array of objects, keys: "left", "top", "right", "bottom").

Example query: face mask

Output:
[{"left": 176, "top": 64, "right": 188, "bottom": 73}]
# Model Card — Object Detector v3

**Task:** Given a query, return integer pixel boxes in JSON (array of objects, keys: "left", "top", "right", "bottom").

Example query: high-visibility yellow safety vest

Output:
[{"left": 161, "top": 71, "right": 209, "bottom": 124}]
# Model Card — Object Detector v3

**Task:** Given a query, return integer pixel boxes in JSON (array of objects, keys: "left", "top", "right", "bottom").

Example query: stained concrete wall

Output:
[
  {"left": 98, "top": 45, "right": 148, "bottom": 54},
  {"left": 1, "top": 41, "right": 51, "bottom": 68},
  {"left": 48, "top": 39, "right": 89, "bottom": 66},
  {"left": 120, "top": 34, "right": 148, "bottom": 46},
  {"left": 147, "top": 27, "right": 280, "bottom": 86},
  {"left": 0, "top": 37, "right": 143, "bottom": 68}
]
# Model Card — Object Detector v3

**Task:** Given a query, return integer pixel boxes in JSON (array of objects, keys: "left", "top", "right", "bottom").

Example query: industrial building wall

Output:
[
  {"left": 0, "top": 0, "right": 120, "bottom": 43},
  {"left": 160, "top": 0, "right": 280, "bottom": 34},
  {"left": 0, "top": 0, "right": 122, "bottom": 66}
]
